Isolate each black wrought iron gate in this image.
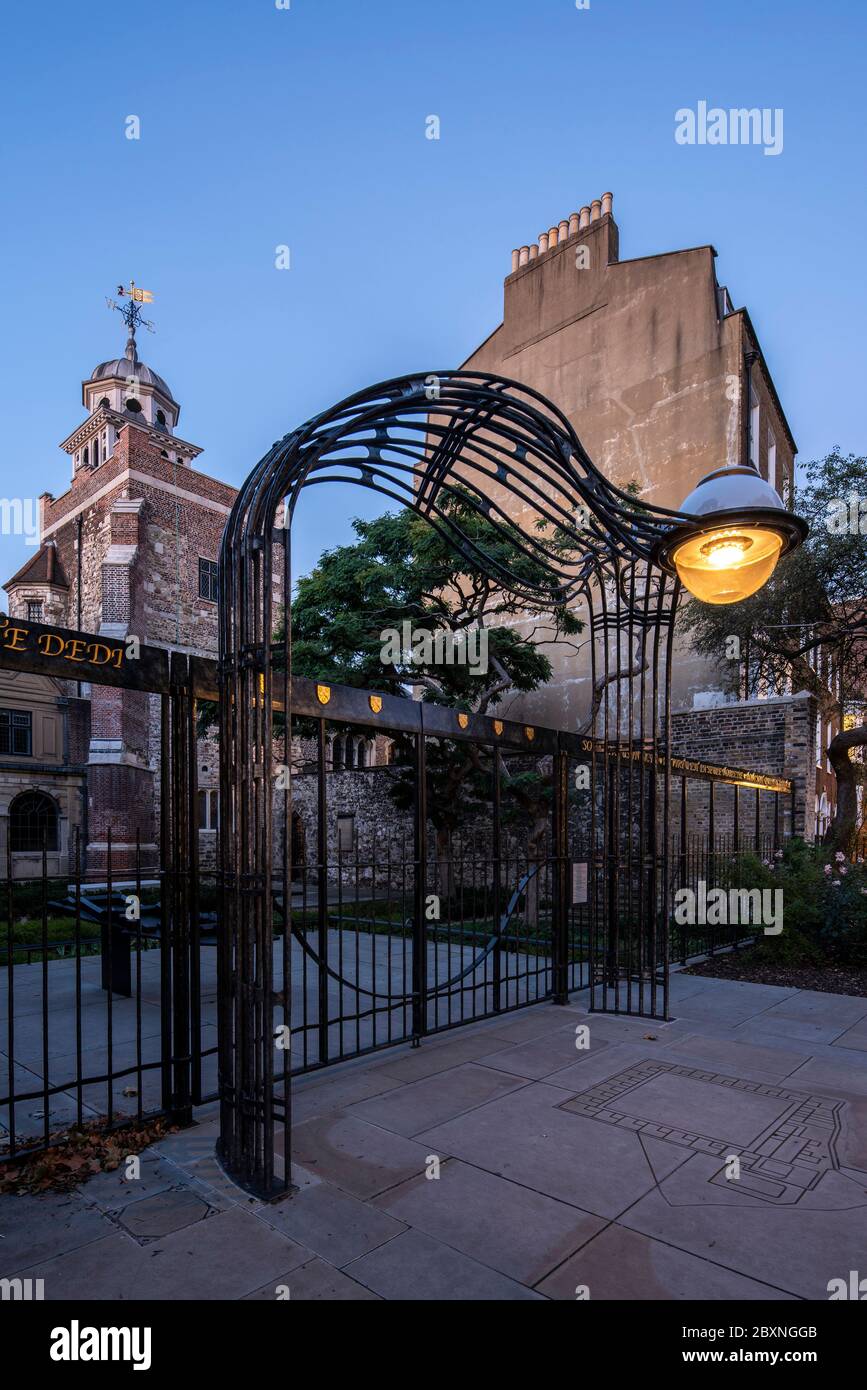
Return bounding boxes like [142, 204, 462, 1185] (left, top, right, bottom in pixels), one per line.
[0, 599, 792, 1182]
[217, 370, 698, 1196]
[0, 371, 797, 1196]
[0, 620, 212, 1163]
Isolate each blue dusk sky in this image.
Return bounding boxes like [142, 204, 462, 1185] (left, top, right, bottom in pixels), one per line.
[0, 0, 864, 591]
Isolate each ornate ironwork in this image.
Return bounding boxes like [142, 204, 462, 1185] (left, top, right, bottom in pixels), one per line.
[216, 370, 703, 1197]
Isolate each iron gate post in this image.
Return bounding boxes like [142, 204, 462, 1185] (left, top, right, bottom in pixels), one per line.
[492, 744, 502, 1013]
[167, 652, 193, 1127]
[316, 719, 329, 1067]
[412, 729, 428, 1045]
[551, 744, 570, 1005]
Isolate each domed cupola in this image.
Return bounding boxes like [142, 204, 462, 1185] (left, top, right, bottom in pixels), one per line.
[59, 283, 203, 479]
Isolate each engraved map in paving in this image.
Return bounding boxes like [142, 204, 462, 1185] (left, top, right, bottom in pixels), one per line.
[561, 1059, 867, 1207]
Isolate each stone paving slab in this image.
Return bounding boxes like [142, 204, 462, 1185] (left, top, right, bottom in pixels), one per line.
[760, 990, 867, 1026]
[652, 1033, 810, 1081]
[281, 1112, 436, 1199]
[475, 1028, 606, 1080]
[343, 1228, 544, 1300]
[371, 1029, 524, 1082]
[536, 1224, 797, 1301]
[620, 1163, 867, 1301]
[417, 1081, 689, 1217]
[244, 1256, 381, 1300]
[734, 1015, 853, 1046]
[0, 1192, 109, 1270]
[81, 1155, 181, 1212]
[371, 1157, 605, 1285]
[12, 1206, 314, 1301]
[257, 1180, 407, 1266]
[3, 976, 867, 1300]
[290, 1066, 405, 1124]
[347, 1061, 528, 1136]
[832, 1018, 867, 1052]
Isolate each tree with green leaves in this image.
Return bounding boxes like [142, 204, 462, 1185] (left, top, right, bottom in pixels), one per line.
[680, 450, 867, 851]
[288, 493, 583, 901]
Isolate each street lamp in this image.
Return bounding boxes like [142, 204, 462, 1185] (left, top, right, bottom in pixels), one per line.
[653, 466, 807, 605]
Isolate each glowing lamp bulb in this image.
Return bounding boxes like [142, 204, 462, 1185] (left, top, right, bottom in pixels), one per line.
[701, 535, 752, 568]
[672, 526, 783, 604]
[652, 467, 806, 605]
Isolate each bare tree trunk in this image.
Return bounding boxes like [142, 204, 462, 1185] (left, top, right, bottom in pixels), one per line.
[523, 816, 548, 931]
[825, 725, 867, 852]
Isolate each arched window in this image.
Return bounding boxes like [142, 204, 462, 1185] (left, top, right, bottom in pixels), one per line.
[9, 791, 59, 852]
[332, 737, 344, 771]
[156, 409, 167, 428]
[125, 397, 142, 414]
[98, 396, 110, 410]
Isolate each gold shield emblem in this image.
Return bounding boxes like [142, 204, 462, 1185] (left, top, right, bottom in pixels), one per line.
[458, 712, 469, 729]
[369, 694, 382, 714]
[493, 719, 504, 736]
[316, 684, 331, 705]
[525, 726, 535, 741]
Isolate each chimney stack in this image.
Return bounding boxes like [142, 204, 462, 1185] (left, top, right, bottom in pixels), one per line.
[508, 192, 615, 272]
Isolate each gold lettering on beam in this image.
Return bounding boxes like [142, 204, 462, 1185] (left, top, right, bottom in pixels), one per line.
[38, 632, 65, 657]
[3, 626, 28, 651]
[86, 642, 117, 666]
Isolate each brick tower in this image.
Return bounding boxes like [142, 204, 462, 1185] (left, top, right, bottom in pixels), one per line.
[5, 299, 236, 871]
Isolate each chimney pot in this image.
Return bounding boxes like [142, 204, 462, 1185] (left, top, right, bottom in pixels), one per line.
[590, 199, 602, 222]
[538, 231, 549, 254]
[529, 243, 539, 260]
[558, 219, 569, 242]
[511, 248, 519, 273]
[548, 225, 559, 248]
[568, 212, 580, 236]
[601, 191, 613, 217]
[518, 245, 530, 266]
[579, 205, 591, 229]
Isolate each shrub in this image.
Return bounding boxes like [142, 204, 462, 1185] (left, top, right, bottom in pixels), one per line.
[745, 838, 867, 967]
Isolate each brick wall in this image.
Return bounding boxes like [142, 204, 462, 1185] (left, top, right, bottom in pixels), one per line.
[671, 691, 816, 842]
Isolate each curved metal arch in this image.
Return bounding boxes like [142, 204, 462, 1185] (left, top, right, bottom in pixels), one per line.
[220, 371, 690, 620]
[216, 370, 684, 1197]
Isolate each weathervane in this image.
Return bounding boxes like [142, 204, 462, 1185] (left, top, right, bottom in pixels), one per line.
[105, 280, 155, 353]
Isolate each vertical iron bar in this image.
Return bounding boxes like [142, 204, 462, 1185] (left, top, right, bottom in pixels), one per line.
[551, 743, 569, 1004]
[316, 718, 329, 1067]
[412, 728, 428, 1044]
[159, 694, 172, 1115]
[492, 744, 502, 1013]
[679, 777, 688, 965]
[169, 653, 192, 1126]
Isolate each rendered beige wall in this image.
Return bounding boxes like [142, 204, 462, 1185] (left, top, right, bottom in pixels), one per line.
[460, 212, 795, 730]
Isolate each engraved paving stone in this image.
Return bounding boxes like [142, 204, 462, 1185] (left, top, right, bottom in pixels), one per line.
[560, 1060, 867, 1208]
